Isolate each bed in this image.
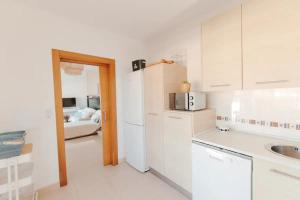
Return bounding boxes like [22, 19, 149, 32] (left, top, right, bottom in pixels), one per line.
[64, 120, 100, 140]
[63, 96, 101, 140]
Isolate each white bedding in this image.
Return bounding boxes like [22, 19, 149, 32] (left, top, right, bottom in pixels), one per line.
[64, 120, 100, 139]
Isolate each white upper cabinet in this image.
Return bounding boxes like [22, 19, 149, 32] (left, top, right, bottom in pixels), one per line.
[243, 0, 300, 89]
[202, 6, 242, 91]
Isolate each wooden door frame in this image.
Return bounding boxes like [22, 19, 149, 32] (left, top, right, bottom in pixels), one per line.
[52, 49, 118, 187]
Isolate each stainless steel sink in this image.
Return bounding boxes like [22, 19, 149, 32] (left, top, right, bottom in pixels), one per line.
[270, 145, 300, 160]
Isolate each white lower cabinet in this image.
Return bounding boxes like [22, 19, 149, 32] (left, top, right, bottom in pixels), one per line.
[145, 113, 165, 175]
[164, 113, 192, 192]
[163, 110, 215, 193]
[253, 158, 300, 200]
[146, 109, 216, 194]
[192, 142, 252, 200]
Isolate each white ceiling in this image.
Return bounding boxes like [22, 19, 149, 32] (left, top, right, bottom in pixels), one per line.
[20, 0, 243, 41]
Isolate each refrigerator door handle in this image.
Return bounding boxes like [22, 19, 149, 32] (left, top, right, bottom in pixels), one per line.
[147, 112, 158, 116]
[125, 122, 144, 126]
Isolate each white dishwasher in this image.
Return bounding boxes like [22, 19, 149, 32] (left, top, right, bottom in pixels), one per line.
[192, 141, 252, 200]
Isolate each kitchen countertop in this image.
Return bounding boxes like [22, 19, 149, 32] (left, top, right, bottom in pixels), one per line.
[164, 109, 213, 114]
[193, 129, 300, 169]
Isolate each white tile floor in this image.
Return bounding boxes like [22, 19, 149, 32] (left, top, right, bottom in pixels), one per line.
[39, 134, 188, 200]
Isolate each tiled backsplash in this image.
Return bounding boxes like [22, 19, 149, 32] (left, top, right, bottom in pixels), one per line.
[207, 88, 300, 141]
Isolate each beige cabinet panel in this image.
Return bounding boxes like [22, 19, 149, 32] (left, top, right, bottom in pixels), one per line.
[202, 6, 242, 91]
[243, 0, 300, 89]
[164, 112, 192, 192]
[162, 64, 187, 109]
[144, 63, 186, 175]
[144, 64, 187, 112]
[145, 113, 164, 174]
[253, 158, 300, 200]
[144, 65, 164, 114]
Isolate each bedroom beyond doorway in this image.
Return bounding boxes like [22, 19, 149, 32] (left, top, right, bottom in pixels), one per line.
[61, 63, 102, 140]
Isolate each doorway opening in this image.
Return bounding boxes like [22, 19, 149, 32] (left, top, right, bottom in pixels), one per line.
[52, 49, 118, 187]
[61, 63, 103, 182]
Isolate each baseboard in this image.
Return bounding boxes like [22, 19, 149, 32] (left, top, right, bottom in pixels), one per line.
[37, 182, 60, 194]
[118, 157, 126, 164]
[149, 168, 192, 200]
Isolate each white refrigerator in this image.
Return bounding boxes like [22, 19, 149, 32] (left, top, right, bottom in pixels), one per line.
[124, 70, 148, 172]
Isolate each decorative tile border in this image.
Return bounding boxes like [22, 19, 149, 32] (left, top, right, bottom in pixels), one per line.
[216, 115, 300, 131]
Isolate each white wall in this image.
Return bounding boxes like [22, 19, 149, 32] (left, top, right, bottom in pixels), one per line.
[61, 69, 87, 99]
[0, 1, 146, 189]
[208, 89, 300, 141]
[61, 68, 88, 108]
[146, 5, 300, 141]
[146, 2, 241, 91]
[86, 67, 100, 96]
[61, 66, 99, 108]
[147, 26, 202, 91]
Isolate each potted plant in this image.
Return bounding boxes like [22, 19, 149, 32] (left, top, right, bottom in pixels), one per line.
[181, 80, 191, 93]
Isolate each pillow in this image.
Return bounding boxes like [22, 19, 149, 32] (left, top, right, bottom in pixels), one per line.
[91, 110, 101, 123]
[79, 108, 96, 120]
[69, 115, 80, 122]
[64, 115, 70, 122]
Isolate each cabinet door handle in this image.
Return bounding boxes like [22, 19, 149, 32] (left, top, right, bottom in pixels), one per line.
[206, 149, 225, 162]
[209, 155, 224, 162]
[270, 169, 300, 181]
[148, 113, 158, 116]
[256, 80, 289, 85]
[210, 84, 231, 88]
[168, 116, 182, 119]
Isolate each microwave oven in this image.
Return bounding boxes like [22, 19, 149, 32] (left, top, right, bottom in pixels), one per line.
[169, 92, 206, 111]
